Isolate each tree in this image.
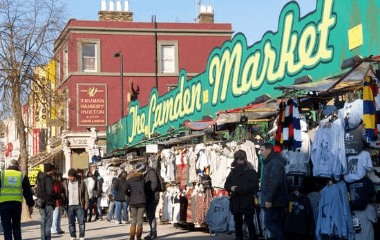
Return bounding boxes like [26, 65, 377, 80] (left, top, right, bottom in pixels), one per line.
[0, 0, 66, 220]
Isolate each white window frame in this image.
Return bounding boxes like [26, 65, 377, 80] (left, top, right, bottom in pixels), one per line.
[157, 41, 179, 75]
[63, 46, 68, 78]
[78, 39, 101, 73]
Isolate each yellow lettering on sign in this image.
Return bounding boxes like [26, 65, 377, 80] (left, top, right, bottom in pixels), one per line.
[203, 90, 209, 104]
[348, 24, 363, 50]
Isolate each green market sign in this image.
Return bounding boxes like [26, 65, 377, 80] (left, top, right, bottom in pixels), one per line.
[107, 0, 380, 150]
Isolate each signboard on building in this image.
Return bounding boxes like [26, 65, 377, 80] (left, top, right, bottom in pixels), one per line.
[107, 0, 380, 150]
[77, 83, 108, 126]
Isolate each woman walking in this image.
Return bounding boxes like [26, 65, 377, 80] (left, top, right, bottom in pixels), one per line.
[125, 163, 147, 240]
[51, 173, 65, 235]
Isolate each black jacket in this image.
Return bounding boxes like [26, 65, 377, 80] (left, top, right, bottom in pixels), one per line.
[1, 166, 35, 207]
[261, 152, 288, 207]
[224, 166, 259, 214]
[94, 177, 103, 198]
[37, 172, 55, 208]
[125, 172, 146, 207]
[114, 178, 127, 202]
[144, 166, 159, 202]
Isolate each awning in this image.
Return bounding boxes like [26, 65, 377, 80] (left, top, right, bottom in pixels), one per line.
[276, 62, 375, 93]
[29, 149, 63, 169]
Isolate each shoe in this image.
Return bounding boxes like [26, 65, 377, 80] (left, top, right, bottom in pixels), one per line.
[70, 238, 76, 240]
[57, 230, 65, 234]
[106, 218, 111, 222]
[151, 232, 157, 239]
[115, 221, 121, 224]
[79, 238, 85, 240]
[122, 220, 128, 224]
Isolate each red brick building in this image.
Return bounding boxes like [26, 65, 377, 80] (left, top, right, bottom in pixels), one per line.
[52, 3, 232, 172]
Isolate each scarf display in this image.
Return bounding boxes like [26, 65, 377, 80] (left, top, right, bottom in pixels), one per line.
[363, 76, 379, 141]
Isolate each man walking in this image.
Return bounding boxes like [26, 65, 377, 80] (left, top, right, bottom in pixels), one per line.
[0, 160, 34, 240]
[260, 143, 288, 240]
[63, 168, 89, 240]
[37, 163, 56, 240]
[143, 163, 161, 239]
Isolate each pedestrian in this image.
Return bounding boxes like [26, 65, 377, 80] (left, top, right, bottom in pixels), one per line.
[51, 173, 65, 235]
[115, 171, 130, 224]
[37, 163, 56, 240]
[125, 163, 147, 240]
[143, 163, 161, 239]
[224, 150, 259, 240]
[0, 160, 34, 240]
[62, 168, 89, 240]
[106, 177, 117, 221]
[260, 143, 288, 240]
[84, 172, 96, 222]
[94, 170, 104, 221]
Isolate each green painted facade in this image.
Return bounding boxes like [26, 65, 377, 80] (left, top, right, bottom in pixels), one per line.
[107, 0, 380, 151]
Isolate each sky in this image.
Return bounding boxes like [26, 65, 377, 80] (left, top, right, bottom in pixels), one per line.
[63, 0, 316, 45]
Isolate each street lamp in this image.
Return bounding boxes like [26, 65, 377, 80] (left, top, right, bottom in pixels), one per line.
[114, 51, 124, 118]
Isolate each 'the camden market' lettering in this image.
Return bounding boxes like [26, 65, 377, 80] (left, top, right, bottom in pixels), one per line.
[126, 0, 337, 144]
[208, 0, 336, 105]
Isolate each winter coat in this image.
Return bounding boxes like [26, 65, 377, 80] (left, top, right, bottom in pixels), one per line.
[114, 178, 127, 202]
[125, 172, 146, 207]
[261, 151, 289, 207]
[37, 172, 56, 208]
[94, 177, 103, 198]
[144, 166, 160, 202]
[62, 178, 89, 210]
[224, 166, 259, 214]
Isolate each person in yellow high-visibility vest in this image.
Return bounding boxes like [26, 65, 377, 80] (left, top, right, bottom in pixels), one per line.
[0, 159, 35, 240]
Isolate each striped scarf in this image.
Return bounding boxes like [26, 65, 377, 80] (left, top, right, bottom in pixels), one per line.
[363, 76, 378, 141]
[275, 99, 302, 150]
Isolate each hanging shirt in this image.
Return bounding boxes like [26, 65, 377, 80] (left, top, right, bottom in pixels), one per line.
[352, 204, 377, 240]
[285, 192, 313, 234]
[347, 177, 376, 211]
[338, 99, 363, 130]
[282, 131, 311, 175]
[344, 125, 365, 156]
[344, 151, 373, 183]
[311, 118, 346, 179]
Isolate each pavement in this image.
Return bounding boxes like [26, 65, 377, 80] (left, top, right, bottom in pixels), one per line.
[1, 208, 236, 240]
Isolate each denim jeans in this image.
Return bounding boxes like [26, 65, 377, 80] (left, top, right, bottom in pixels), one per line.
[40, 205, 54, 240]
[264, 207, 287, 240]
[51, 206, 63, 233]
[107, 201, 115, 220]
[96, 197, 103, 218]
[0, 202, 22, 240]
[115, 201, 129, 222]
[146, 200, 158, 233]
[85, 197, 96, 221]
[68, 205, 85, 238]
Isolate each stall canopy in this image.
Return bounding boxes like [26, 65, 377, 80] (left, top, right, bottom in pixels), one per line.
[276, 62, 375, 94]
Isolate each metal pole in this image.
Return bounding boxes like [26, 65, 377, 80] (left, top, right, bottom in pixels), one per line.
[120, 53, 124, 118]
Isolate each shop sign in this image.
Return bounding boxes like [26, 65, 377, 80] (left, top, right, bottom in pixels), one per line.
[108, 0, 380, 149]
[146, 144, 158, 153]
[77, 83, 107, 126]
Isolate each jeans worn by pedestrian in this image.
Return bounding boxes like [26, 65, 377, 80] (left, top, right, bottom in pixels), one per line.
[144, 200, 158, 239]
[68, 205, 86, 238]
[0, 202, 22, 240]
[51, 206, 64, 233]
[107, 201, 115, 221]
[40, 205, 54, 240]
[264, 207, 287, 240]
[86, 197, 96, 221]
[115, 201, 129, 223]
[95, 196, 103, 220]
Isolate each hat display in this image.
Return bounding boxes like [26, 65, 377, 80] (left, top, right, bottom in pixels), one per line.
[44, 163, 54, 173]
[135, 163, 146, 173]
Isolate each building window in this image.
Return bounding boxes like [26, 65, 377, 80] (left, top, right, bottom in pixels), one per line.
[78, 39, 101, 73]
[63, 46, 68, 78]
[55, 55, 60, 84]
[158, 41, 178, 75]
[82, 43, 96, 71]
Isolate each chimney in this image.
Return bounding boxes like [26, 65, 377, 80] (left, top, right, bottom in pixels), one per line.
[199, 5, 214, 23]
[99, 0, 133, 22]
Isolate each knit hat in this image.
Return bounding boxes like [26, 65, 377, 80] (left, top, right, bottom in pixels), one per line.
[44, 163, 54, 173]
[135, 163, 146, 173]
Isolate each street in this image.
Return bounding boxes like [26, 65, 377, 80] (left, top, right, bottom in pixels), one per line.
[0, 209, 235, 240]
